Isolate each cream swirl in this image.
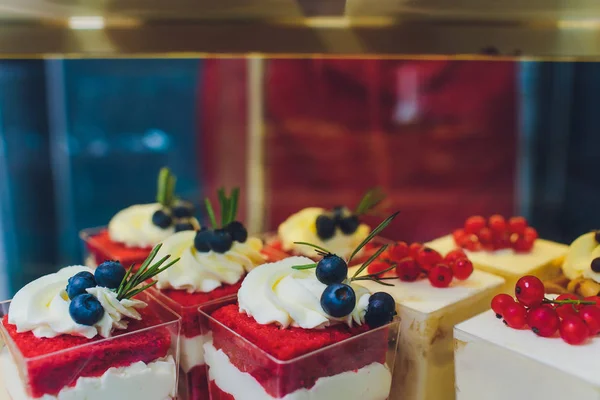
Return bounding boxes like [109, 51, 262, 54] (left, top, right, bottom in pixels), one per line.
[278, 208, 370, 259]
[153, 231, 265, 293]
[238, 256, 371, 329]
[108, 203, 176, 248]
[8, 266, 147, 339]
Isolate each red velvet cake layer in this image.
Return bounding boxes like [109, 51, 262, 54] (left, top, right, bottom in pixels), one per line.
[2, 308, 171, 398]
[85, 229, 152, 268]
[209, 304, 388, 397]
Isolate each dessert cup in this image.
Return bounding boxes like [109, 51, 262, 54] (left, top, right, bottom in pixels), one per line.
[454, 299, 600, 400]
[199, 296, 400, 400]
[351, 264, 504, 400]
[0, 291, 181, 400]
[81, 225, 153, 268]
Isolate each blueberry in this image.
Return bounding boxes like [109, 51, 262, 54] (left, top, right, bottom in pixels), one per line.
[332, 206, 349, 222]
[69, 294, 105, 326]
[316, 215, 336, 240]
[209, 229, 233, 253]
[316, 255, 348, 285]
[592, 257, 600, 273]
[175, 221, 195, 232]
[172, 200, 195, 219]
[595, 231, 600, 244]
[152, 209, 172, 229]
[95, 261, 126, 289]
[226, 221, 248, 243]
[365, 292, 396, 328]
[320, 283, 356, 318]
[339, 215, 360, 235]
[194, 228, 212, 252]
[66, 272, 97, 300]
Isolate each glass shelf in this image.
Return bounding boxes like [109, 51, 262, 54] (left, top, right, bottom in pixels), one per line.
[1, 0, 600, 58]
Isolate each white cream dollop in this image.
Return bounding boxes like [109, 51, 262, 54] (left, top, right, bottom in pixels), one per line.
[563, 232, 600, 283]
[8, 266, 147, 339]
[153, 230, 265, 293]
[278, 208, 371, 259]
[108, 203, 175, 248]
[238, 256, 371, 329]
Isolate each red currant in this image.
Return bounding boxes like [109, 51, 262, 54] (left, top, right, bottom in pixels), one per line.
[492, 232, 511, 250]
[554, 294, 580, 318]
[524, 227, 538, 241]
[503, 302, 528, 329]
[579, 305, 600, 335]
[489, 215, 507, 232]
[416, 247, 443, 268]
[491, 293, 515, 317]
[458, 234, 480, 251]
[584, 296, 600, 307]
[527, 306, 559, 337]
[367, 261, 392, 277]
[428, 264, 453, 288]
[478, 227, 493, 247]
[508, 216, 527, 235]
[389, 242, 409, 261]
[513, 235, 535, 253]
[452, 258, 474, 280]
[465, 216, 486, 234]
[452, 229, 466, 242]
[444, 248, 467, 264]
[395, 257, 421, 282]
[409, 242, 424, 259]
[515, 275, 545, 307]
[559, 316, 590, 345]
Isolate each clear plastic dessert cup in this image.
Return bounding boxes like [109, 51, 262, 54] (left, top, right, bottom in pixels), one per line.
[0, 291, 181, 400]
[80, 226, 153, 269]
[198, 296, 400, 400]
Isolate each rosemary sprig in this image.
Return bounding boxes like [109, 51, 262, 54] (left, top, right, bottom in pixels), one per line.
[348, 211, 399, 263]
[156, 167, 177, 207]
[352, 244, 389, 279]
[116, 243, 180, 300]
[204, 187, 240, 229]
[355, 187, 386, 216]
[205, 198, 218, 229]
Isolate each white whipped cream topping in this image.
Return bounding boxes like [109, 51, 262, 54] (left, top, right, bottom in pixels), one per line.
[8, 266, 146, 339]
[180, 333, 212, 372]
[153, 230, 265, 293]
[108, 203, 175, 248]
[1, 348, 176, 400]
[238, 256, 371, 329]
[204, 342, 391, 400]
[278, 207, 370, 259]
[562, 232, 600, 283]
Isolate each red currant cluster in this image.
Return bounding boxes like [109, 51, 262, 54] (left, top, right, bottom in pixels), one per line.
[366, 242, 474, 288]
[453, 215, 538, 252]
[492, 275, 600, 345]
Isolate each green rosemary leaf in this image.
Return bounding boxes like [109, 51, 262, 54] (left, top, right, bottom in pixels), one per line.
[217, 188, 226, 227]
[355, 263, 397, 280]
[117, 265, 134, 294]
[205, 198, 218, 229]
[229, 187, 240, 225]
[166, 173, 177, 207]
[156, 167, 170, 206]
[371, 279, 395, 287]
[293, 241, 331, 255]
[352, 244, 388, 279]
[292, 263, 318, 270]
[355, 187, 386, 216]
[123, 281, 157, 300]
[348, 211, 399, 263]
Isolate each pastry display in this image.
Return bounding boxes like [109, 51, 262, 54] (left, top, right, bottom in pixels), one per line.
[81, 167, 199, 268]
[200, 213, 400, 400]
[0, 245, 181, 400]
[149, 188, 266, 399]
[351, 240, 504, 400]
[426, 215, 568, 292]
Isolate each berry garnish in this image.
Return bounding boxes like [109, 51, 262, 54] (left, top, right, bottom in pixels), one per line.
[69, 294, 105, 326]
[527, 306, 559, 337]
[395, 257, 421, 282]
[515, 276, 545, 307]
[428, 264, 453, 288]
[465, 215, 486, 234]
[66, 272, 97, 300]
[172, 200, 195, 218]
[591, 257, 600, 273]
[554, 293, 580, 318]
[339, 216, 360, 235]
[316, 255, 348, 285]
[208, 229, 233, 253]
[579, 305, 600, 335]
[365, 292, 396, 328]
[502, 302, 528, 329]
[194, 227, 212, 252]
[367, 261, 392, 277]
[489, 215, 506, 232]
[332, 206, 349, 222]
[508, 216, 527, 235]
[454, 215, 537, 253]
[444, 248, 467, 264]
[416, 247, 443, 268]
[174, 221, 196, 232]
[95, 261, 127, 290]
[491, 293, 515, 317]
[513, 235, 535, 253]
[152, 209, 173, 229]
[409, 242, 423, 258]
[315, 215, 336, 240]
[320, 283, 356, 318]
[389, 242, 410, 261]
[559, 316, 590, 345]
[451, 258, 474, 280]
[595, 230, 600, 244]
[226, 221, 248, 243]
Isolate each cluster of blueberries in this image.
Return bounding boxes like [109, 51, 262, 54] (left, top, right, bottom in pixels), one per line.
[193, 221, 248, 254]
[65, 261, 127, 326]
[315, 206, 361, 240]
[152, 200, 197, 232]
[315, 254, 396, 328]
